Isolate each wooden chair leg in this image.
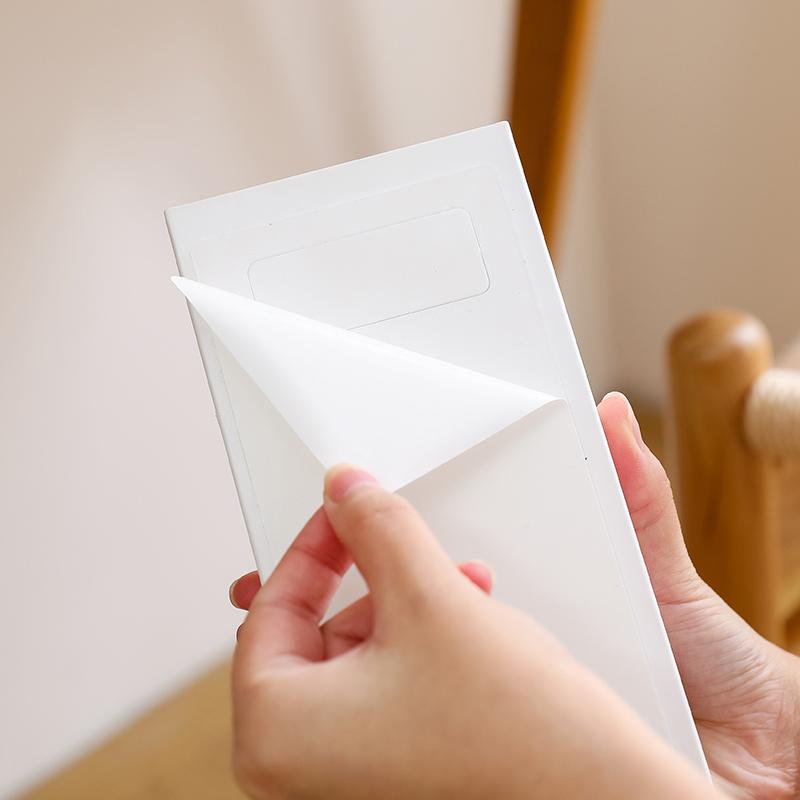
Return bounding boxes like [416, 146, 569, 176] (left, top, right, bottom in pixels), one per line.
[510, 0, 597, 247]
[667, 311, 783, 644]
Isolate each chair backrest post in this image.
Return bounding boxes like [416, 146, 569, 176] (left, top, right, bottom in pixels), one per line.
[667, 310, 782, 643]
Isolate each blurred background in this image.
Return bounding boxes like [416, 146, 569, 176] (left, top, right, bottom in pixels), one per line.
[2, 1, 798, 797]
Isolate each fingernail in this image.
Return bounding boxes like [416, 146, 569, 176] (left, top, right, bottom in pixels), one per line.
[324, 464, 379, 503]
[470, 560, 496, 583]
[229, 579, 242, 609]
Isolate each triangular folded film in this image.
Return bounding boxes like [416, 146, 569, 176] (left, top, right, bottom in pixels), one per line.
[173, 277, 559, 490]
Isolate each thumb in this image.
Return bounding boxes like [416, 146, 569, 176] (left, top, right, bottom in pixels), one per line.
[598, 392, 704, 606]
[323, 465, 460, 614]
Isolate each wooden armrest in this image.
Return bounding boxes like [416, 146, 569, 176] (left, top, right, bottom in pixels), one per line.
[667, 310, 782, 642]
[745, 368, 800, 459]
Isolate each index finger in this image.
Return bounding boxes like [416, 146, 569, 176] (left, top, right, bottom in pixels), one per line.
[235, 507, 352, 677]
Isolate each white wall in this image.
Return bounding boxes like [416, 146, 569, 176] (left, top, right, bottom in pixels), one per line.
[559, 0, 800, 403]
[0, 2, 516, 795]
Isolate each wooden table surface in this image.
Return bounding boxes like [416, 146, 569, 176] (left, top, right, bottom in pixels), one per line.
[23, 660, 244, 800]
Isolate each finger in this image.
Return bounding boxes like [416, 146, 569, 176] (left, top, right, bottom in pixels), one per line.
[598, 392, 702, 604]
[322, 465, 460, 613]
[230, 571, 260, 610]
[321, 595, 373, 658]
[320, 560, 494, 659]
[236, 507, 352, 673]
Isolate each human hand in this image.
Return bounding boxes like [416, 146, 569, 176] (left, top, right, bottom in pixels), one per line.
[229, 464, 718, 799]
[599, 391, 800, 799]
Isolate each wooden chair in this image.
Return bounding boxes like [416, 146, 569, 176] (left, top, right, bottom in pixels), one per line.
[510, 0, 596, 248]
[667, 311, 800, 646]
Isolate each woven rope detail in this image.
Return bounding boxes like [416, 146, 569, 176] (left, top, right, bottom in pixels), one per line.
[744, 368, 800, 458]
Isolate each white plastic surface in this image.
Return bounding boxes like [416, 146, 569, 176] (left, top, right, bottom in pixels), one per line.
[247, 208, 489, 329]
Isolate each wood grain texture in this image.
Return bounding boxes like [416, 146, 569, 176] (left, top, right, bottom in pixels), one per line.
[510, 0, 596, 247]
[22, 660, 244, 800]
[775, 346, 800, 644]
[780, 456, 800, 616]
[667, 310, 783, 643]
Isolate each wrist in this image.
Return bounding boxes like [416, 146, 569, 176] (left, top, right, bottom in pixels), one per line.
[601, 711, 720, 800]
[508, 663, 719, 800]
